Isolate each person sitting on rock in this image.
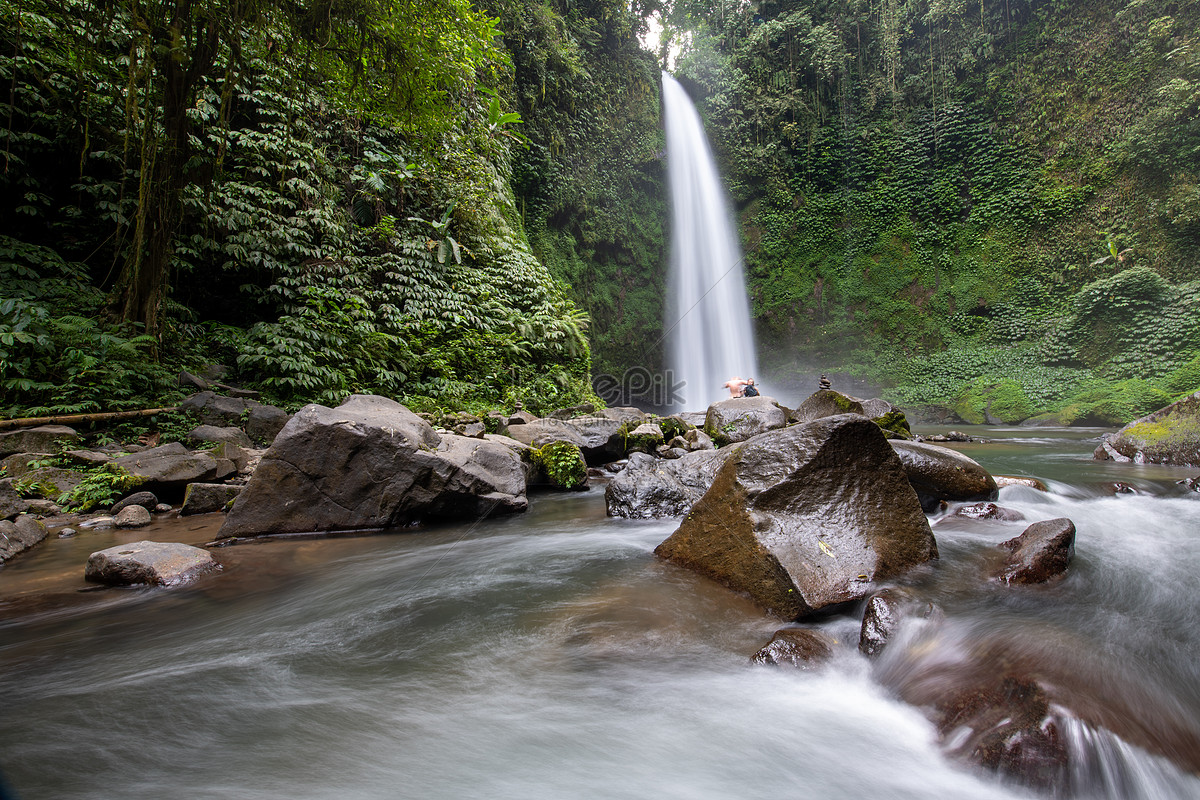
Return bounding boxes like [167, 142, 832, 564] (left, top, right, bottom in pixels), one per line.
[742, 379, 760, 397]
[723, 377, 749, 397]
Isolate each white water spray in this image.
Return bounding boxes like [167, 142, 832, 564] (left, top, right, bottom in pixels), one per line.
[662, 72, 758, 411]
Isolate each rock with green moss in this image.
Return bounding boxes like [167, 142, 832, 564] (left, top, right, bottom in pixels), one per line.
[790, 390, 864, 422]
[659, 415, 694, 442]
[532, 441, 588, 490]
[872, 410, 913, 440]
[1097, 391, 1200, 466]
[622, 422, 665, 454]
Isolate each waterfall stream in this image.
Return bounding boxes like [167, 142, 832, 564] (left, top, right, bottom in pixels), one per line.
[662, 72, 759, 410]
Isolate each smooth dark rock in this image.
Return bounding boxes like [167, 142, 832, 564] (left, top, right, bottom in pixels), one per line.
[182, 483, 243, 515]
[890, 440, 998, 511]
[998, 518, 1076, 584]
[114, 505, 151, 528]
[0, 515, 48, 562]
[605, 449, 734, 518]
[656, 415, 938, 619]
[219, 395, 527, 538]
[858, 587, 939, 657]
[0, 425, 80, 457]
[954, 502, 1025, 521]
[85, 540, 218, 586]
[704, 396, 788, 443]
[110, 491, 160, 515]
[751, 628, 835, 668]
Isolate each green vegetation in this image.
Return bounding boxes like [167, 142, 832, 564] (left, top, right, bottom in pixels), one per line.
[533, 440, 587, 488]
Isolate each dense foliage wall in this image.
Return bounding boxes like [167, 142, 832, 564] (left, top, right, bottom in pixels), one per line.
[669, 0, 1200, 421]
[0, 0, 603, 415]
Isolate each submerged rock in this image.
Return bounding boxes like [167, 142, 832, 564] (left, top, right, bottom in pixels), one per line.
[858, 587, 940, 657]
[953, 502, 1025, 522]
[655, 415, 938, 619]
[219, 395, 527, 538]
[994, 475, 1048, 491]
[751, 628, 835, 668]
[85, 540, 218, 586]
[997, 518, 1076, 584]
[889, 440, 998, 511]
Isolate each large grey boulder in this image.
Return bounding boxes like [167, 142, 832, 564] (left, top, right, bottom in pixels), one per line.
[605, 449, 735, 518]
[0, 425, 80, 457]
[789, 389, 866, 422]
[85, 541, 219, 586]
[597, 406, 647, 427]
[704, 396, 788, 443]
[218, 395, 527, 538]
[179, 391, 290, 444]
[501, 418, 587, 449]
[0, 516, 48, 562]
[563, 416, 626, 464]
[655, 415, 938, 620]
[111, 442, 233, 490]
[889, 440, 998, 511]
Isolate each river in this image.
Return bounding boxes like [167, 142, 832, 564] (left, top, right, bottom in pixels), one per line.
[1, 426, 1199, 799]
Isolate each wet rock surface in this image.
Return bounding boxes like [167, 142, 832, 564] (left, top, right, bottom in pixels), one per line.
[953, 502, 1025, 521]
[605, 449, 734, 518]
[1096, 390, 1200, 466]
[858, 587, 939, 657]
[85, 540, 219, 586]
[997, 517, 1076, 584]
[889, 440, 998, 511]
[655, 415, 938, 619]
[0, 516, 48, 562]
[751, 628, 835, 668]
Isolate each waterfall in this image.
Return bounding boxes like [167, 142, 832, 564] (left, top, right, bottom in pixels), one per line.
[662, 72, 759, 411]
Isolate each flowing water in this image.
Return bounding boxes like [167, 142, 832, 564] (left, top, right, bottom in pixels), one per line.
[662, 72, 759, 410]
[2, 427, 1200, 799]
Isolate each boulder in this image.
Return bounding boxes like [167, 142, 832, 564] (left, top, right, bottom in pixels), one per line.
[859, 587, 940, 657]
[789, 389, 865, 422]
[178, 370, 209, 390]
[110, 491, 160, 515]
[997, 518, 1076, 585]
[890, 440, 998, 511]
[0, 515, 48, 562]
[114, 504, 151, 528]
[597, 406, 647, 428]
[1, 452, 54, 476]
[704, 396, 789, 444]
[954, 502, 1025, 521]
[751, 629, 835, 668]
[605, 449, 734, 518]
[677, 411, 707, 428]
[179, 391, 290, 444]
[655, 415, 938, 619]
[186, 425, 253, 448]
[563, 416, 626, 464]
[624, 423, 665, 454]
[111, 442, 231, 490]
[182, 483, 243, 515]
[0, 425, 79, 457]
[1096, 390, 1200, 466]
[995, 475, 1048, 491]
[683, 428, 715, 452]
[218, 396, 527, 538]
[85, 541, 219, 586]
[0, 480, 33, 519]
[502, 418, 587, 449]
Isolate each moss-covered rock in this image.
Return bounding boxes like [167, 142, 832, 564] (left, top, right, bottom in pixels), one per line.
[1099, 391, 1200, 466]
[872, 410, 913, 440]
[533, 441, 588, 490]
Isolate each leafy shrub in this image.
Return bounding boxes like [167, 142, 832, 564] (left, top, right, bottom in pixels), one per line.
[533, 441, 586, 489]
[953, 378, 1034, 424]
[1159, 353, 1200, 398]
[1057, 379, 1172, 426]
[60, 464, 144, 512]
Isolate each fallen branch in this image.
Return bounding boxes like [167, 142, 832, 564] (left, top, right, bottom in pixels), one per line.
[0, 407, 179, 431]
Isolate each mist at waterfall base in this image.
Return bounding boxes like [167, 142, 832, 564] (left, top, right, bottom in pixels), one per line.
[662, 72, 760, 411]
[4, 429, 1200, 799]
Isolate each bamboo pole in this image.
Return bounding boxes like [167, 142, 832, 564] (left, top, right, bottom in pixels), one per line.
[0, 407, 178, 431]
